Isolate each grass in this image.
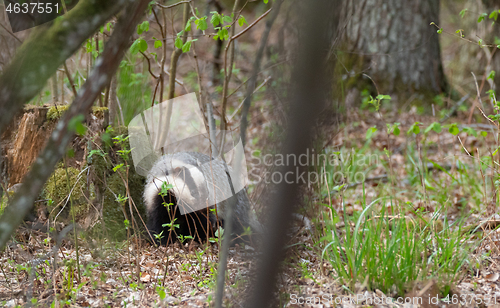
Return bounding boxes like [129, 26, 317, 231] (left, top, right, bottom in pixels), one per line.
[312, 114, 500, 298]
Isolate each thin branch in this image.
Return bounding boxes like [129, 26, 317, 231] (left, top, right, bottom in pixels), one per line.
[219, 0, 242, 148]
[139, 50, 159, 79]
[155, 0, 190, 9]
[63, 61, 78, 97]
[232, 7, 272, 41]
[0, 22, 21, 43]
[240, 3, 280, 147]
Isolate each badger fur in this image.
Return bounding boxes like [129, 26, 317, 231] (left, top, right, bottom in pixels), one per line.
[144, 151, 260, 245]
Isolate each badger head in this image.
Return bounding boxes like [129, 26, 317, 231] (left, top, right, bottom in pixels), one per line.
[144, 153, 210, 215]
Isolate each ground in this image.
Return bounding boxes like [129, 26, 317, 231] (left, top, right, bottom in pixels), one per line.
[3, 106, 500, 307]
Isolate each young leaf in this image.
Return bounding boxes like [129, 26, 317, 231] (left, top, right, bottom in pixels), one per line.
[376, 94, 391, 100]
[211, 12, 221, 27]
[490, 10, 498, 21]
[223, 15, 232, 24]
[478, 12, 488, 23]
[185, 20, 191, 32]
[195, 17, 208, 31]
[137, 21, 149, 35]
[130, 39, 140, 54]
[488, 70, 496, 80]
[407, 122, 421, 135]
[238, 15, 247, 27]
[448, 123, 459, 135]
[182, 40, 192, 53]
[366, 126, 377, 140]
[424, 122, 442, 134]
[154, 40, 162, 48]
[175, 37, 183, 49]
[459, 9, 467, 18]
[462, 127, 478, 137]
[139, 38, 148, 52]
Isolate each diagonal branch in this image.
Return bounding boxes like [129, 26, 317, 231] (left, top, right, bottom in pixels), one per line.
[0, 0, 151, 250]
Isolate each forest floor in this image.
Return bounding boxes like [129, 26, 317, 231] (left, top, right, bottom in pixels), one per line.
[2, 107, 500, 307]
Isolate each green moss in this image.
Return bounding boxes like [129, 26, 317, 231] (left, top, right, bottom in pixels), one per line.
[88, 125, 146, 241]
[46, 105, 69, 121]
[92, 106, 108, 118]
[44, 166, 93, 221]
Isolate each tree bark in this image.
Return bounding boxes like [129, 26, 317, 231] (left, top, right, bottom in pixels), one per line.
[341, 0, 447, 100]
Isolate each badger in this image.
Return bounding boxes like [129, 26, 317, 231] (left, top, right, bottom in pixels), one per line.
[143, 151, 261, 245]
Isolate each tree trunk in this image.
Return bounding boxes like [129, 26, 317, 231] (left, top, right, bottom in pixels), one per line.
[340, 0, 447, 102]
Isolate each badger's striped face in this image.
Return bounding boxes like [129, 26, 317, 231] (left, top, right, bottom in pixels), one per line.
[144, 157, 209, 215]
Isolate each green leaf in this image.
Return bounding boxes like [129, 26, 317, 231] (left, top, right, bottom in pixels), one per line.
[263, 0, 268, 3]
[238, 15, 247, 27]
[478, 12, 488, 23]
[139, 38, 148, 52]
[481, 131, 488, 137]
[488, 70, 496, 80]
[137, 21, 149, 35]
[376, 94, 391, 100]
[106, 22, 111, 32]
[195, 17, 208, 31]
[182, 40, 192, 53]
[490, 10, 498, 21]
[223, 15, 232, 24]
[462, 127, 478, 137]
[211, 12, 221, 27]
[220, 28, 229, 40]
[459, 9, 467, 18]
[185, 20, 191, 32]
[366, 126, 377, 140]
[437, 28, 443, 34]
[407, 122, 421, 135]
[154, 40, 162, 48]
[175, 37, 183, 49]
[113, 164, 124, 172]
[424, 122, 442, 134]
[130, 39, 140, 54]
[448, 123, 459, 135]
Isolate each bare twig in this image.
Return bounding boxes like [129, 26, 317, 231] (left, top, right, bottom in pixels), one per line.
[167, 3, 189, 100]
[140, 50, 159, 79]
[240, 3, 281, 147]
[220, 0, 243, 127]
[63, 61, 78, 97]
[472, 72, 497, 125]
[155, 0, 190, 9]
[0, 22, 21, 43]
